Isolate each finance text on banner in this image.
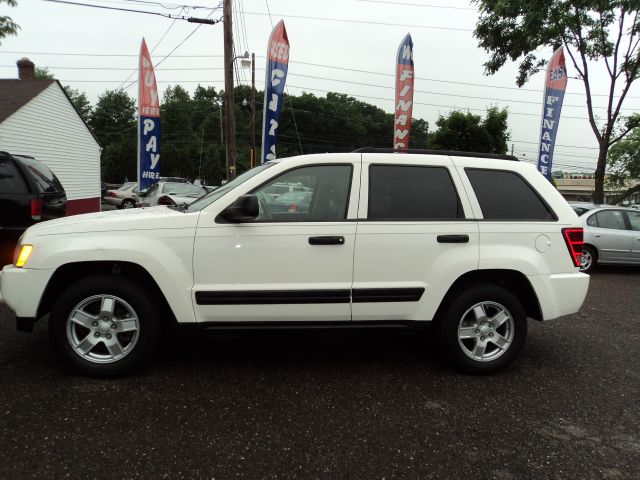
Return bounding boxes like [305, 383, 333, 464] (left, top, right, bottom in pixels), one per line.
[138, 38, 161, 190]
[261, 20, 289, 164]
[394, 33, 414, 151]
[537, 47, 567, 180]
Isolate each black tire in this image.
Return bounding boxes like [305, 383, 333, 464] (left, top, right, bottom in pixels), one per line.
[49, 274, 160, 377]
[580, 245, 597, 274]
[120, 199, 136, 209]
[437, 285, 527, 374]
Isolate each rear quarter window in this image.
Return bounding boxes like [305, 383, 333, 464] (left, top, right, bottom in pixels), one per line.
[16, 156, 64, 193]
[466, 168, 556, 221]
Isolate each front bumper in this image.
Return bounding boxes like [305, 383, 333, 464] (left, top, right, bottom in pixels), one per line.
[0, 265, 54, 318]
[527, 272, 590, 320]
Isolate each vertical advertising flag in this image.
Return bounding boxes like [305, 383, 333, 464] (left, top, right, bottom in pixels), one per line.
[138, 38, 161, 190]
[537, 47, 567, 180]
[261, 20, 289, 164]
[394, 33, 414, 151]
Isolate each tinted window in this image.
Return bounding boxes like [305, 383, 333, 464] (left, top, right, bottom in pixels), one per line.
[586, 214, 598, 227]
[252, 165, 352, 222]
[626, 211, 640, 231]
[368, 165, 461, 220]
[0, 157, 28, 194]
[16, 156, 64, 193]
[595, 210, 626, 230]
[466, 168, 555, 220]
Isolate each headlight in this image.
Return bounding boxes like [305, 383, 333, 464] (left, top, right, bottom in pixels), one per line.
[15, 244, 33, 268]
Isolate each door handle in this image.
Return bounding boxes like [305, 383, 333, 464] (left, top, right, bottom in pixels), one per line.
[594, 234, 601, 238]
[309, 236, 345, 245]
[437, 234, 469, 244]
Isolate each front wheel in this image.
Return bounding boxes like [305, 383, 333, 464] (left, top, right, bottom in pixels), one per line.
[49, 275, 160, 377]
[437, 285, 527, 374]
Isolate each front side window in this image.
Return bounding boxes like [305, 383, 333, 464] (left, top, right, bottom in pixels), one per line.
[466, 168, 555, 221]
[251, 165, 352, 222]
[368, 165, 462, 220]
[595, 210, 626, 230]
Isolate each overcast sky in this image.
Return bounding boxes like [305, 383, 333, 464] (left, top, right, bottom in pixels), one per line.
[3, 0, 640, 171]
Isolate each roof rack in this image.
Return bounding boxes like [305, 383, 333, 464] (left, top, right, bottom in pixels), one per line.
[351, 148, 519, 162]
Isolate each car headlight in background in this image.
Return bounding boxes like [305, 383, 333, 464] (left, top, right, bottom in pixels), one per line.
[15, 245, 33, 268]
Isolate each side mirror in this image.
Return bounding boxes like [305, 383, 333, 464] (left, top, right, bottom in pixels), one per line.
[139, 189, 148, 197]
[219, 195, 259, 223]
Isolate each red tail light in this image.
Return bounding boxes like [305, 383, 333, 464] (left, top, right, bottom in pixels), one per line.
[107, 191, 117, 197]
[562, 227, 583, 267]
[30, 199, 42, 221]
[158, 195, 175, 206]
[288, 203, 298, 213]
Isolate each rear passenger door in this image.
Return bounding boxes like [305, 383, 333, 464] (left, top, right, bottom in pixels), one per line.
[352, 156, 479, 322]
[586, 210, 633, 262]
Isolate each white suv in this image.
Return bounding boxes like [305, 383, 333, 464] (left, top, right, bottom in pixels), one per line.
[0, 151, 589, 376]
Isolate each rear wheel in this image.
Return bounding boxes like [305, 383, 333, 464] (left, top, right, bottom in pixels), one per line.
[438, 285, 527, 374]
[580, 245, 597, 273]
[121, 199, 136, 209]
[49, 275, 160, 377]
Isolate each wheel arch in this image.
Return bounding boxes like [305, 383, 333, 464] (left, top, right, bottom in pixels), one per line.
[37, 261, 178, 327]
[433, 269, 543, 323]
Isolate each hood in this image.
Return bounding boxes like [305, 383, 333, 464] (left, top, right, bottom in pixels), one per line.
[24, 206, 198, 237]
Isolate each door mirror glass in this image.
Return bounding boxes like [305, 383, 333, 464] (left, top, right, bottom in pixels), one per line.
[219, 195, 259, 222]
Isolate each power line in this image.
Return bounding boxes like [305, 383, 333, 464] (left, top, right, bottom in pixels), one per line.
[242, 9, 474, 32]
[7, 49, 637, 100]
[39, 0, 222, 23]
[355, 0, 477, 10]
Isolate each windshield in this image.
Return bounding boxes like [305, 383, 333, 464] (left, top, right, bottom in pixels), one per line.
[118, 182, 137, 191]
[186, 164, 274, 212]
[161, 182, 206, 196]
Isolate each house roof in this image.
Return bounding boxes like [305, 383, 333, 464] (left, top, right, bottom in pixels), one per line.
[0, 79, 55, 124]
[0, 79, 100, 147]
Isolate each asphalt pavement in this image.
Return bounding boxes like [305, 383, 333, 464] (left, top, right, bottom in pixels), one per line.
[0, 267, 638, 479]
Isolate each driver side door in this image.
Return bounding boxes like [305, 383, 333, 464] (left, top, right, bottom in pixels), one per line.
[192, 160, 361, 323]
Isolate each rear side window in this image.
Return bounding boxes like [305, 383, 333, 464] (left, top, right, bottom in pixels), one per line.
[0, 157, 29, 194]
[16, 156, 64, 193]
[466, 168, 555, 220]
[595, 210, 626, 230]
[368, 165, 462, 220]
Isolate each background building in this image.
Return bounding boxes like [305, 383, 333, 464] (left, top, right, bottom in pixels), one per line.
[0, 59, 101, 215]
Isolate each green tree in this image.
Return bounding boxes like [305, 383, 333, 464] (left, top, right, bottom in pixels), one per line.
[63, 86, 92, 123]
[473, 0, 640, 203]
[606, 127, 640, 204]
[0, 0, 19, 45]
[90, 90, 136, 182]
[428, 107, 510, 153]
[34, 67, 54, 79]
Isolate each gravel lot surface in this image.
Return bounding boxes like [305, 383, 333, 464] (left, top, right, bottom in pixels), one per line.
[0, 267, 638, 479]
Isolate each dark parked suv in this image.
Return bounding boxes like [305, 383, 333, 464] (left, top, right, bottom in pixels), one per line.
[0, 151, 67, 266]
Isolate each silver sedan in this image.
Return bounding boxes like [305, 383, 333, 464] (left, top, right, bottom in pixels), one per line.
[137, 182, 207, 208]
[580, 206, 640, 272]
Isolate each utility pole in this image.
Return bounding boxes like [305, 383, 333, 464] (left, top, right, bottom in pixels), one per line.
[223, 0, 236, 180]
[251, 52, 256, 168]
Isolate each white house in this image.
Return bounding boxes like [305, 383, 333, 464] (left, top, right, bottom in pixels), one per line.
[0, 58, 101, 215]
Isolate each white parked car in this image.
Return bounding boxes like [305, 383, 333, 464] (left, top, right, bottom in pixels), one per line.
[137, 181, 207, 208]
[0, 151, 589, 376]
[103, 182, 140, 209]
[579, 206, 640, 273]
